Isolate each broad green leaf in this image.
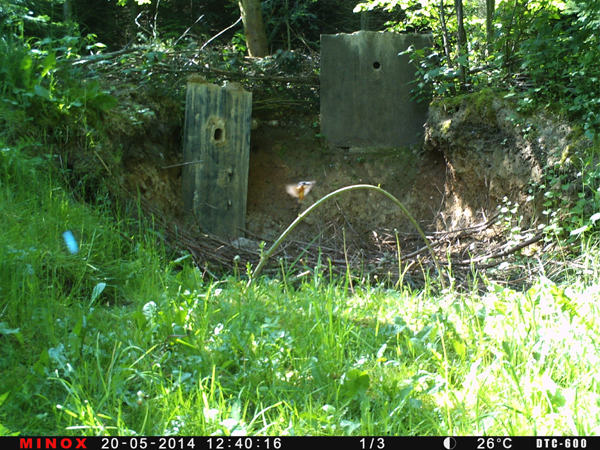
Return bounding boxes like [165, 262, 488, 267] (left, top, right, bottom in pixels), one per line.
[90, 282, 107, 307]
[342, 369, 370, 400]
[93, 94, 118, 111]
[33, 84, 51, 99]
[41, 52, 56, 78]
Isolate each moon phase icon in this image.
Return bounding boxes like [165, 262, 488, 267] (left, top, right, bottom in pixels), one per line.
[443, 437, 457, 449]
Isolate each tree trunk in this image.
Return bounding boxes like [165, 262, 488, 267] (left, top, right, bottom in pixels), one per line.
[63, 0, 72, 22]
[238, 0, 269, 57]
[486, 0, 496, 56]
[439, 0, 452, 65]
[130, 0, 141, 40]
[455, 0, 468, 89]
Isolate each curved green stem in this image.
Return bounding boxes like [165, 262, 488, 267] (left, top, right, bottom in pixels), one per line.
[249, 184, 446, 288]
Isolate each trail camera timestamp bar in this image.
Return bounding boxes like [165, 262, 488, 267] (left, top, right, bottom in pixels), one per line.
[9, 436, 594, 450]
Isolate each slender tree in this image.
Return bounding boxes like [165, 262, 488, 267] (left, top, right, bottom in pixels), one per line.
[238, 0, 269, 57]
[439, 0, 452, 65]
[486, 0, 496, 56]
[63, 0, 72, 21]
[455, 0, 467, 89]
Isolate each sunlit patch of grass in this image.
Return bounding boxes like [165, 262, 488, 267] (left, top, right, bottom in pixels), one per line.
[438, 277, 600, 435]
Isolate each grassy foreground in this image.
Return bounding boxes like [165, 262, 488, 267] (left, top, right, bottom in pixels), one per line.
[1, 142, 600, 436]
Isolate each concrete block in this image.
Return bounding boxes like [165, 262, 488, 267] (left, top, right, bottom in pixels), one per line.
[320, 31, 431, 148]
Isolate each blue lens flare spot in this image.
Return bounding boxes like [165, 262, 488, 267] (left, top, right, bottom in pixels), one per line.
[62, 230, 79, 254]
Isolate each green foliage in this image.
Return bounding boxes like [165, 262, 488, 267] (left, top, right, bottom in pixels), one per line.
[354, 0, 446, 33]
[399, 46, 459, 101]
[0, 3, 125, 213]
[262, 0, 319, 49]
[0, 392, 19, 436]
[0, 3, 117, 145]
[536, 155, 600, 241]
[491, 137, 600, 245]
[492, 0, 561, 71]
[508, 2, 600, 140]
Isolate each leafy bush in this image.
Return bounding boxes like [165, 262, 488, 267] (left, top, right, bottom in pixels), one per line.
[511, 3, 600, 140]
[0, 2, 116, 144]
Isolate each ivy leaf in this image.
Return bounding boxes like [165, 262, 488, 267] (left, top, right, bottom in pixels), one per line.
[33, 84, 51, 99]
[341, 369, 370, 400]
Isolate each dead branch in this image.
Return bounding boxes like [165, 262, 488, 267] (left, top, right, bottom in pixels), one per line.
[182, 66, 319, 84]
[452, 233, 544, 266]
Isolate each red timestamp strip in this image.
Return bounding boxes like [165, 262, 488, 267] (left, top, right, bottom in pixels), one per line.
[13, 437, 198, 450]
[4, 436, 597, 450]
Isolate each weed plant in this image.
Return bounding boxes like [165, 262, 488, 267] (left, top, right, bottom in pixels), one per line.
[1, 141, 600, 436]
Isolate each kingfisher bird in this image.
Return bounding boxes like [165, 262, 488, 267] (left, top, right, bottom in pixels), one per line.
[286, 180, 316, 202]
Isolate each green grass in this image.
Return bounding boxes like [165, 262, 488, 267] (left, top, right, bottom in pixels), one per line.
[1, 142, 600, 436]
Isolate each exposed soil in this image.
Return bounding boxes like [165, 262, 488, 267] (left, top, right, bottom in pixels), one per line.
[245, 113, 447, 245]
[77, 84, 590, 282]
[425, 92, 579, 230]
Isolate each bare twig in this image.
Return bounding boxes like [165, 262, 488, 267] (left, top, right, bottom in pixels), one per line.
[185, 65, 319, 84]
[174, 14, 205, 46]
[200, 16, 243, 52]
[453, 233, 544, 266]
[161, 160, 203, 170]
[70, 44, 138, 66]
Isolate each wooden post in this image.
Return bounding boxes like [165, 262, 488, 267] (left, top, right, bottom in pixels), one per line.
[182, 75, 252, 238]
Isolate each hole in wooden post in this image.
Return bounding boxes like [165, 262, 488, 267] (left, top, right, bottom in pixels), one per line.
[209, 117, 226, 144]
[373, 61, 381, 69]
